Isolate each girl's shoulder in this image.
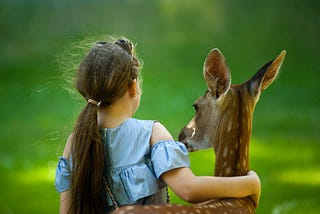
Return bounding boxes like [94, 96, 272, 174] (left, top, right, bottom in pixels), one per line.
[150, 122, 174, 146]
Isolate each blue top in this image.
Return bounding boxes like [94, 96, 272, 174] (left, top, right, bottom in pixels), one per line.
[55, 118, 190, 207]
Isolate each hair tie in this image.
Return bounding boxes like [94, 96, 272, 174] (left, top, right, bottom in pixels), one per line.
[88, 99, 101, 107]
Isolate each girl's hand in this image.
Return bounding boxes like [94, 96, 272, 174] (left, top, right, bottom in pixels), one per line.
[247, 170, 261, 208]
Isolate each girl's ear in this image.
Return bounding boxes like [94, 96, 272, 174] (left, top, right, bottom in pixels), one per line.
[128, 79, 138, 98]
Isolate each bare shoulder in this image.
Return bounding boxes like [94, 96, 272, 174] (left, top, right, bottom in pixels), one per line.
[62, 134, 73, 158]
[150, 122, 174, 146]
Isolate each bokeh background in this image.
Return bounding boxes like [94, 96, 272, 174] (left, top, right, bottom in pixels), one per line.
[1, 0, 319, 213]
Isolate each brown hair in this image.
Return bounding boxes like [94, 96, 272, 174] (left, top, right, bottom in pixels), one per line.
[69, 38, 140, 213]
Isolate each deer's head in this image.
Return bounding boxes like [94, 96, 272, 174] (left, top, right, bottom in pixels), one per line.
[179, 49, 286, 175]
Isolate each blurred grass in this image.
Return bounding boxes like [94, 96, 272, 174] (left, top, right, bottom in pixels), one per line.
[0, 0, 319, 213]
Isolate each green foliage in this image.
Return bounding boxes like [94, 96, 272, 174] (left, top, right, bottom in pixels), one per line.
[0, 0, 319, 213]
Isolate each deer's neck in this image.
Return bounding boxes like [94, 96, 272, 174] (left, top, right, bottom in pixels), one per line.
[213, 90, 252, 177]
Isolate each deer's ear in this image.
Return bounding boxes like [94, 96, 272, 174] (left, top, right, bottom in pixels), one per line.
[203, 48, 231, 99]
[248, 50, 286, 94]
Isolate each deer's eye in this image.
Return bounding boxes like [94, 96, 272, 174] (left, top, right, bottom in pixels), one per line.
[192, 104, 199, 113]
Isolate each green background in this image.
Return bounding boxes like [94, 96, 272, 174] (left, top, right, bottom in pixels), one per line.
[1, 0, 319, 213]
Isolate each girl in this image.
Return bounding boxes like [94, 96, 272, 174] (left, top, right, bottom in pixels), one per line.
[55, 38, 261, 214]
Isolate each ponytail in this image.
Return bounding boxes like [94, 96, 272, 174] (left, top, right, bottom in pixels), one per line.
[66, 38, 140, 213]
[69, 103, 105, 214]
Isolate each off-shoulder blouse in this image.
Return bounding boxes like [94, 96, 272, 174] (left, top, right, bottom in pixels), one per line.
[55, 118, 189, 207]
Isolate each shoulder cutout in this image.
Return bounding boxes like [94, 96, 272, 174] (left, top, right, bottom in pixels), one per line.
[150, 122, 174, 146]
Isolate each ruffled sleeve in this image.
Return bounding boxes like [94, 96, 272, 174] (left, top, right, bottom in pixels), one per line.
[55, 157, 72, 193]
[108, 161, 162, 205]
[151, 140, 190, 179]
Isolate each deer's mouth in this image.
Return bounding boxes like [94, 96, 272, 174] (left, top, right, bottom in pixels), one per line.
[185, 140, 199, 152]
[178, 126, 198, 152]
[178, 127, 193, 142]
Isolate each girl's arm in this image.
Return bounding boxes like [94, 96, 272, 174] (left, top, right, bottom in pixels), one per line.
[151, 122, 261, 207]
[161, 167, 260, 206]
[59, 135, 73, 214]
[60, 191, 71, 214]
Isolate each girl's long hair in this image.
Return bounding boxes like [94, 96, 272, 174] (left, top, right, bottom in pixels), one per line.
[68, 38, 140, 213]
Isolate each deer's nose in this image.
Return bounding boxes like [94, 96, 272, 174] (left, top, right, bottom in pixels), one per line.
[178, 127, 194, 143]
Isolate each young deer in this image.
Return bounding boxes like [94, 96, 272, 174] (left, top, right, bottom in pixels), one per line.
[112, 49, 286, 214]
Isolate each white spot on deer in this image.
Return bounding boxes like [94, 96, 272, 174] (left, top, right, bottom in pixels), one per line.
[223, 147, 228, 157]
[209, 204, 216, 208]
[243, 159, 246, 168]
[227, 120, 233, 132]
[237, 162, 241, 169]
[223, 161, 227, 167]
[235, 142, 239, 149]
[225, 167, 231, 175]
[226, 201, 233, 206]
[239, 138, 242, 144]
